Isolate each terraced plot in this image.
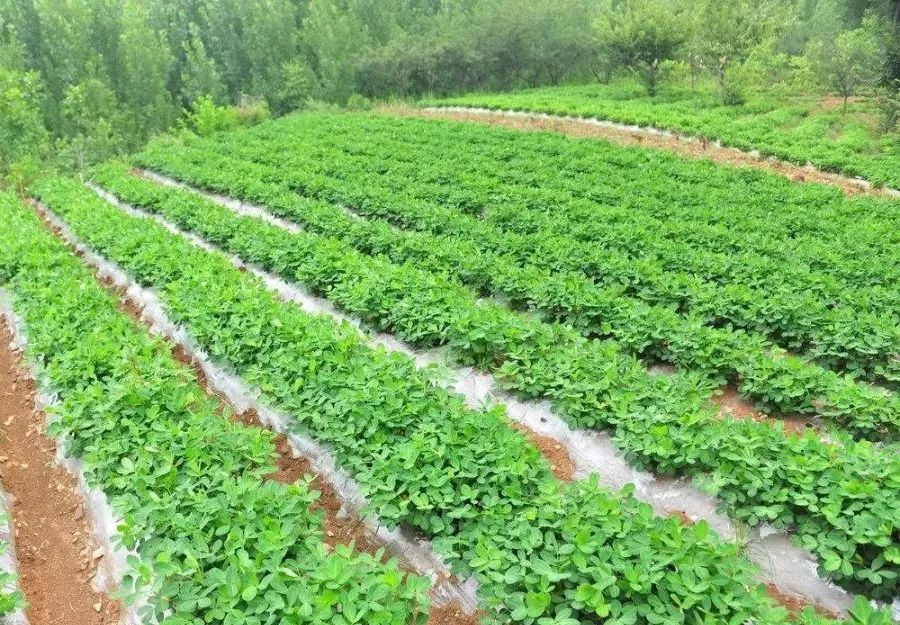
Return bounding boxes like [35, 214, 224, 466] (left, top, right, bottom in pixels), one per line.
[2, 109, 897, 624]
[87, 159, 900, 601]
[430, 82, 900, 189]
[136, 114, 900, 423]
[23, 175, 851, 625]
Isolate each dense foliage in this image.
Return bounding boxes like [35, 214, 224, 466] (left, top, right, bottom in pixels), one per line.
[0, 510, 22, 616]
[34, 176, 894, 624]
[93, 161, 900, 599]
[0, 192, 429, 624]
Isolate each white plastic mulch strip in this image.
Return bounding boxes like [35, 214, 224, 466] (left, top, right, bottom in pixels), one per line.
[0, 291, 145, 625]
[0, 489, 28, 625]
[108, 175, 862, 615]
[38, 195, 479, 613]
[423, 106, 900, 197]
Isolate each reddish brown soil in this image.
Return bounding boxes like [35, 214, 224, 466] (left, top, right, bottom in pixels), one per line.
[426, 603, 482, 625]
[712, 384, 813, 436]
[649, 363, 816, 438]
[812, 95, 864, 113]
[0, 319, 122, 625]
[765, 583, 839, 620]
[511, 423, 575, 481]
[668, 510, 694, 526]
[382, 105, 896, 198]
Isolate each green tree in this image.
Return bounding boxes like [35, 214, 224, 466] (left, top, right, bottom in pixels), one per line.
[690, 0, 787, 95]
[597, 0, 689, 95]
[810, 20, 883, 111]
[271, 59, 317, 114]
[116, 0, 177, 143]
[0, 22, 27, 71]
[18, 0, 98, 132]
[0, 68, 49, 188]
[60, 75, 124, 170]
[180, 25, 227, 106]
[240, 0, 303, 104]
[303, 0, 369, 103]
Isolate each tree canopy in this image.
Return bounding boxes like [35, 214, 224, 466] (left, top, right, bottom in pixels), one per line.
[0, 0, 897, 183]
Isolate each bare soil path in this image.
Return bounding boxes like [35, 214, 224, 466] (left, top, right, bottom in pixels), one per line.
[0, 318, 121, 625]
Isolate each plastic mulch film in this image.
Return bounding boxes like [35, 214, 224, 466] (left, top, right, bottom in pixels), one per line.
[0, 488, 28, 625]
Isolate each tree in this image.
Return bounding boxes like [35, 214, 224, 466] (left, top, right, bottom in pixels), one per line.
[116, 1, 177, 143]
[303, 0, 369, 103]
[691, 0, 786, 86]
[811, 21, 883, 111]
[271, 59, 317, 114]
[0, 22, 27, 71]
[597, 0, 689, 95]
[0, 68, 49, 187]
[180, 25, 227, 106]
[60, 75, 124, 170]
[238, 0, 304, 104]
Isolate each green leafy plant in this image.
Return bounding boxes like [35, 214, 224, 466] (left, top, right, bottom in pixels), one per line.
[0, 513, 23, 617]
[133, 114, 900, 433]
[30, 178, 896, 623]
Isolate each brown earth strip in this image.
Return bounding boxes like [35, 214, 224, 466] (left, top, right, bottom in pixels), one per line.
[765, 583, 839, 621]
[711, 384, 817, 437]
[650, 363, 819, 437]
[382, 105, 898, 198]
[511, 423, 575, 481]
[0, 318, 121, 625]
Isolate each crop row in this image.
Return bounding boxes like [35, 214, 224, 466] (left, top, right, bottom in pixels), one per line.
[133, 140, 900, 441]
[0, 192, 429, 624]
[429, 84, 900, 189]
[90, 163, 900, 600]
[179, 114, 900, 384]
[173, 116, 900, 332]
[34, 174, 885, 625]
[241, 113, 900, 288]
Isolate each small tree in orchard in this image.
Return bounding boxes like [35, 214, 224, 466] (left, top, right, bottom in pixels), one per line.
[811, 22, 882, 113]
[595, 0, 687, 95]
[691, 0, 786, 104]
[0, 68, 49, 190]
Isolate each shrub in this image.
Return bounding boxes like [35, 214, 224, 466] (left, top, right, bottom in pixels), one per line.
[235, 95, 271, 126]
[185, 95, 240, 137]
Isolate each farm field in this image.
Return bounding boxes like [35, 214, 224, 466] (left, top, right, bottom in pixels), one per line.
[3, 0, 900, 622]
[0, 109, 897, 625]
[430, 81, 900, 189]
